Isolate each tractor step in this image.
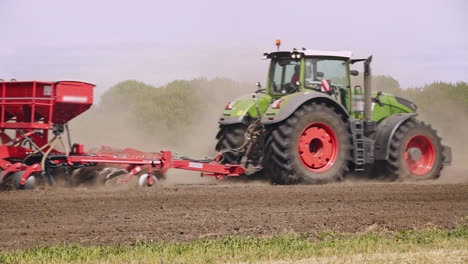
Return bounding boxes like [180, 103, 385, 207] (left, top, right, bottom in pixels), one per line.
[350, 119, 374, 171]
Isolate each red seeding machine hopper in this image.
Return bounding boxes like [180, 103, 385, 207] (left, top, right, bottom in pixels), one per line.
[0, 81, 245, 190]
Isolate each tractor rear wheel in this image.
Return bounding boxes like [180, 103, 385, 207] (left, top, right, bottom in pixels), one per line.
[382, 119, 443, 180]
[215, 124, 247, 164]
[265, 102, 351, 184]
[216, 123, 266, 179]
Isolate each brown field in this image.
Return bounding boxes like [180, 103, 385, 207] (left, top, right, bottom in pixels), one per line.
[0, 173, 466, 252]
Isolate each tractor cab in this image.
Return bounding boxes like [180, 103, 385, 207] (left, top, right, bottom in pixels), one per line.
[263, 50, 353, 108]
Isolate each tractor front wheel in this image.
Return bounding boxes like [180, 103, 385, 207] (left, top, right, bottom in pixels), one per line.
[382, 119, 443, 180]
[265, 102, 351, 184]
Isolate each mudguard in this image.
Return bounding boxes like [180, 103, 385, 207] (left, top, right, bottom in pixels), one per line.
[218, 93, 272, 125]
[442, 145, 452, 165]
[260, 91, 349, 125]
[218, 94, 256, 125]
[373, 113, 417, 160]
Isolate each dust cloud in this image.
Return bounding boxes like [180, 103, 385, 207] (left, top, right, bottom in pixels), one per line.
[71, 79, 255, 184]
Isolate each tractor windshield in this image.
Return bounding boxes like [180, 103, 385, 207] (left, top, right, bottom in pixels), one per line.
[269, 59, 300, 95]
[304, 58, 349, 90]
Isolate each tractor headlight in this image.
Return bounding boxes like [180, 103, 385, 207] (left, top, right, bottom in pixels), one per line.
[291, 53, 301, 59]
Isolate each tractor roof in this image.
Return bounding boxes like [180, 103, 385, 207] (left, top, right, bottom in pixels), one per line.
[300, 50, 352, 58]
[265, 50, 353, 60]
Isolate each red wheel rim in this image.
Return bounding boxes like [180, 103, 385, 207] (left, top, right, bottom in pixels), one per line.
[298, 122, 339, 172]
[404, 135, 435, 175]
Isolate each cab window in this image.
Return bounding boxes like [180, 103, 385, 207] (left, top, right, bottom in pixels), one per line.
[304, 58, 349, 90]
[269, 59, 300, 95]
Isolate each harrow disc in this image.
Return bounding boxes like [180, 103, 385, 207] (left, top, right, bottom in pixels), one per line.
[13, 171, 36, 190]
[138, 173, 158, 188]
[101, 168, 129, 185]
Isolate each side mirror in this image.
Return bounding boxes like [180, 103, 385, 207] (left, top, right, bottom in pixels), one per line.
[255, 82, 262, 88]
[350, 70, 359, 76]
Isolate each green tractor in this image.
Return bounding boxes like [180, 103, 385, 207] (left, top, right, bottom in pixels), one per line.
[216, 42, 452, 184]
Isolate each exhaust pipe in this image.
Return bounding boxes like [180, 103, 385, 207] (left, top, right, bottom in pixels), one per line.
[363, 56, 375, 135]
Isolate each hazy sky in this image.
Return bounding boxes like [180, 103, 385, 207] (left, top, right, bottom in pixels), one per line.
[1, 0, 467, 96]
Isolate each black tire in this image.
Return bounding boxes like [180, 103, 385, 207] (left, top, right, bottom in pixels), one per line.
[264, 102, 351, 184]
[215, 123, 266, 180]
[215, 124, 247, 164]
[381, 119, 443, 181]
[13, 171, 36, 190]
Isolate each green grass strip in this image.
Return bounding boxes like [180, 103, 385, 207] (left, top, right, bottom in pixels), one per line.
[1, 226, 467, 264]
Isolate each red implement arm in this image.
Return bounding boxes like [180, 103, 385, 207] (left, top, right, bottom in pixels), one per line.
[68, 149, 244, 180]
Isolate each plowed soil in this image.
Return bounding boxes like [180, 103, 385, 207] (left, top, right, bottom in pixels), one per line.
[0, 181, 467, 252]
